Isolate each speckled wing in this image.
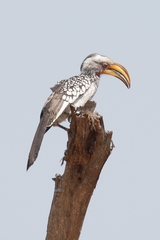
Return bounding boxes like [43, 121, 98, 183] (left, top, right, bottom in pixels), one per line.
[51, 74, 91, 104]
[27, 75, 91, 170]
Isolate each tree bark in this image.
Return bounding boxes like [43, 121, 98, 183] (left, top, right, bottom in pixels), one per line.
[45, 101, 113, 240]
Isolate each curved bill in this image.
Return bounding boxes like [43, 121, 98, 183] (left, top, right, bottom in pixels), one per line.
[102, 63, 131, 88]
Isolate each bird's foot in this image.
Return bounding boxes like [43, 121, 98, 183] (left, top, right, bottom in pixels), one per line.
[75, 109, 82, 116]
[74, 101, 97, 116]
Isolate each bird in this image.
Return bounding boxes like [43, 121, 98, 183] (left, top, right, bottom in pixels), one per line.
[27, 53, 130, 170]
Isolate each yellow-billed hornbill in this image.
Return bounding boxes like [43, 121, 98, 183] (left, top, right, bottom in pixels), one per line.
[27, 53, 130, 170]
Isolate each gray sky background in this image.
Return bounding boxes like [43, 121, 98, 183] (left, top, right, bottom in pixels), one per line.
[1, 1, 160, 239]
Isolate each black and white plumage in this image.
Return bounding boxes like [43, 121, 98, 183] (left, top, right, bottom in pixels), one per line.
[27, 53, 130, 170]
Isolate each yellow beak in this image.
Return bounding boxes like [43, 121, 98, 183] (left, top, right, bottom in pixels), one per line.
[102, 63, 131, 88]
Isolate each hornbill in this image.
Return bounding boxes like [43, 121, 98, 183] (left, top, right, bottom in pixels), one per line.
[27, 53, 130, 170]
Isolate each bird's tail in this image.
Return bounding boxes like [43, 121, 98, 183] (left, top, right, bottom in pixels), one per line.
[27, 93, 70, 170]
[27, 110, 50, 170]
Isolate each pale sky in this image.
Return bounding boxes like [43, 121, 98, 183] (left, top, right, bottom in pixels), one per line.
[1, 1, 160, 239]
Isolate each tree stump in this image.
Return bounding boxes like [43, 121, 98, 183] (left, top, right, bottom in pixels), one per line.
[46, 101, 113, 240]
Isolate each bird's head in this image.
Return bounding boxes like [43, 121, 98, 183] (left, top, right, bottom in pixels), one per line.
[80, 53, 130, 88]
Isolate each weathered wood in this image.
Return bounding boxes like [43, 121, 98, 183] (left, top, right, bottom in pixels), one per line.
[46, 101, 113, 240]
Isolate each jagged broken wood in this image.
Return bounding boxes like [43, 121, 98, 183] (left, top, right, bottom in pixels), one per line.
[45, 101, 113, 240]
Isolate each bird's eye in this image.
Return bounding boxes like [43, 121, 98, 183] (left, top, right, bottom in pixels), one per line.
[102, 63, 108, 69]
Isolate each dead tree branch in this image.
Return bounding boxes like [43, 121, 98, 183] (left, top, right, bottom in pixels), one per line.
[46, 101, 113, 240]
